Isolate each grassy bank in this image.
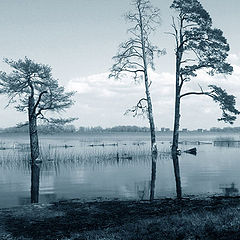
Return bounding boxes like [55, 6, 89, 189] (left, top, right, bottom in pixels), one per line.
[0, 197, 240, 240]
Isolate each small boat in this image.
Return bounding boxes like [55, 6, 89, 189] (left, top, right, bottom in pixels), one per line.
[220, 183, 239, 197]
[184, 147, 197, 155]
[64, 144, 74, 148]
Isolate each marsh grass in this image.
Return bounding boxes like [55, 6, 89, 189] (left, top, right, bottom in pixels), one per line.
[0, 149, 29, 171]
[0, 142, 171, 171]
[214, 136, 240, 148]
[214, 136, 235, 141]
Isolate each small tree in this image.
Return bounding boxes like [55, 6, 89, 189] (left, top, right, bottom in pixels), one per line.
[0, 57, 75, 202]
[109, 0, 164, 201]
[169, 0, 239, 198]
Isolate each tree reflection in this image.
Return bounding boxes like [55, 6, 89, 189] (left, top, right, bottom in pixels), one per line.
[150, 159, 156, 201]
[171, 152, 182, 199]
[20, 193, 56, 206]
[31, 163, 40, 203]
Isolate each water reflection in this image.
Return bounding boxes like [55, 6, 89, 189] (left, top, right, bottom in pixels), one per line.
[0, 141, 163, 206]
[135, 181, 150, 200]
[19, 193, 57, 205]
[214, 140, 240, 148]
[3, 133, 240, 208]
[150, 160, 156, 201]
[171, 152, 182, 198]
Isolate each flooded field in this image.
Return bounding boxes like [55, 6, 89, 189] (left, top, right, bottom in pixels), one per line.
[0, 132, 240, 208]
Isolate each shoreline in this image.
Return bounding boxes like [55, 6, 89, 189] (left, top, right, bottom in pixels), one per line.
[1, 196, 240, 240]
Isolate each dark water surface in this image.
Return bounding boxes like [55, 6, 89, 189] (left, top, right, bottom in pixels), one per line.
[0, 132, 239, 208]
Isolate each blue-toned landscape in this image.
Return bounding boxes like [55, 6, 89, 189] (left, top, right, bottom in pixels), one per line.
[1, 132, 239, 208]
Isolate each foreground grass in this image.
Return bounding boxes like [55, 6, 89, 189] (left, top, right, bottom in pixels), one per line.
[1, 197, 240, 240]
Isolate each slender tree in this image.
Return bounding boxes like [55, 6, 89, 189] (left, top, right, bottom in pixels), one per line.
[0, 57, 75, 202]
[169, 0, 239, 198]
[109, 0, 164, 201]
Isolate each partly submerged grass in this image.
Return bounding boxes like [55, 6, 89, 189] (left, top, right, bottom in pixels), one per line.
[214, 136, 235, 141]
[0, 143, 171, 171]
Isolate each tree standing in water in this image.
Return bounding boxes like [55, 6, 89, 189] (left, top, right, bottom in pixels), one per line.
[0, 57, 75, 202]
[169, 0, 239, 198]
[109, 0, 165, 201]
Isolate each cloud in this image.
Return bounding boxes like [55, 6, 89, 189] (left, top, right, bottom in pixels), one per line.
[228, 53, 240, 63]
[65, 69, 175, 128]
[67, 69, 174, 99]
[68, 81, 92, 94]
[65, 54, 240, 130]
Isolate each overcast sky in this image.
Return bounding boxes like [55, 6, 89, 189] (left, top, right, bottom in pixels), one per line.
[0, 0, 239, 130]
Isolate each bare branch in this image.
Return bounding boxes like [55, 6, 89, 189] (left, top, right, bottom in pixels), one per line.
[125, 97, 148, 117]
[180, 83, 214, 98]
[164, 31, 177, 37]
[180, 90, 214, 99]
[171, 16, 179, 48]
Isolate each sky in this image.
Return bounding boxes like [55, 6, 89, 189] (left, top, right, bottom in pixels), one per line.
[0, 0, 239, 130]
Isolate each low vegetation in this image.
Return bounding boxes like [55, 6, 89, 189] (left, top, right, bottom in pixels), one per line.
[1, 197, 240, 240]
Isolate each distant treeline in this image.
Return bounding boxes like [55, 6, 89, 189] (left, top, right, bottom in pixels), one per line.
[0, 125, 150, 134]
[209, 127, 240, 133]
[79, 126, 150, 133]
[1, 125, 240, 134]
[182, 127, 240, 133]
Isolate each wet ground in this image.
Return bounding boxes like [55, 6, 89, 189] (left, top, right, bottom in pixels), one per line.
[1, 196, 240, 240]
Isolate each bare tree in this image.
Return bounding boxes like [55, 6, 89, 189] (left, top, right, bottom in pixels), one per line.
[169, 0, 239, 198]
[0, 57, 75, 202]
[109, 0, 164, 201]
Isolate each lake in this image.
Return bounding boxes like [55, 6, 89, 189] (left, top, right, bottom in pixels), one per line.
[0, 131, 240, 208]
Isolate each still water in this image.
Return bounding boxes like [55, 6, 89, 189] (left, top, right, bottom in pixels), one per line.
[0, 132, 239, 208]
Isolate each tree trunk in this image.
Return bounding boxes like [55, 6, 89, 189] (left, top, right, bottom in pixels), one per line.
[138, 5, 158, 201]
[143, 47, 158, 202]
[172, 53, 182, 199]
[144, 69, 158, 201]
[28, 96, 40, 203]
[144, 68, 158, 157]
